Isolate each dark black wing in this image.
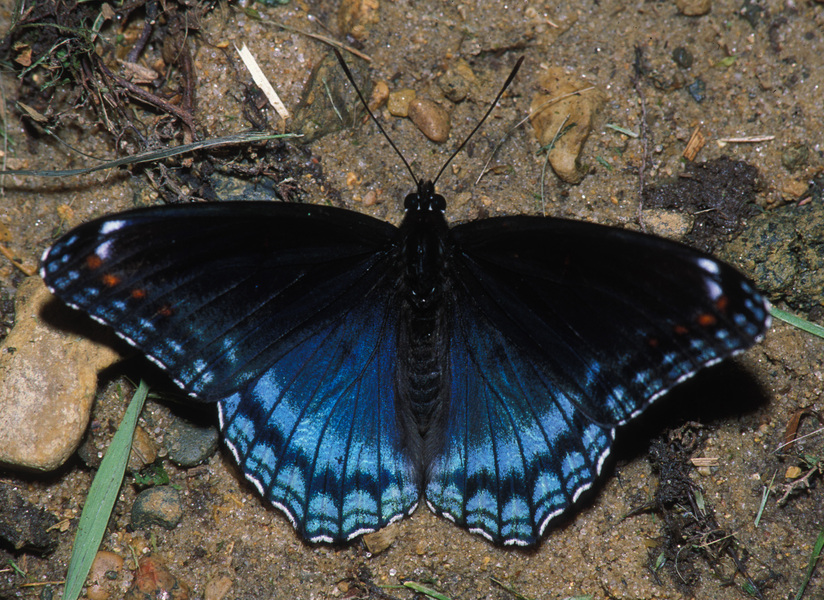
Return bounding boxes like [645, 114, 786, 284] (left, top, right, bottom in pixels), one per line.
[41, 202, 421, 542]
[424, 216, 769, 545]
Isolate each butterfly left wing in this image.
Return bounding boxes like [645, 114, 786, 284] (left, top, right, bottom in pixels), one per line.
[41, 202, 421, 542]
[425, 216, 769, 545]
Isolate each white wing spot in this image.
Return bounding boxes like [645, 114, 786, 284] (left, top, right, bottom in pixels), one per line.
[697, 257, 719, 275]
[100, 220, 127, 235]
[94, 241, 114, 260]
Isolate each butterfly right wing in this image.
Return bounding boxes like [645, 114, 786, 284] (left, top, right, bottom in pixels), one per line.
[41, 201, 421, 542]
[425, 215, 769, 545]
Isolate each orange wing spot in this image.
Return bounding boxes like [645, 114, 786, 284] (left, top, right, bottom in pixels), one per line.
[86, 255, 103, 270]
[131, 288, 147, 299]
[102, 273, 121, 287]
[647, 337, 660, 348]
[715, 295, 729, 312]
[697, 313, 717, 327]
[673, 324, 689, 335]
[157, 305, 174, 318]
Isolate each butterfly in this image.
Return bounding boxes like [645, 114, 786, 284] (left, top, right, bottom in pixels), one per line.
[39, 58, 770, 546]
[40, 181, 769, 546]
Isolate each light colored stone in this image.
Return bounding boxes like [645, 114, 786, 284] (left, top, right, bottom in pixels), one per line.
[338, 0, 379, 40]
[408, 98, 451, 143]
[87, 551, 129, 600]
[676, 0, 711, 16]
[640, 208, 695, 240]
[530, 67, 607, 184]
[387, 88, 416, 117]
[0, 277, 119, 471]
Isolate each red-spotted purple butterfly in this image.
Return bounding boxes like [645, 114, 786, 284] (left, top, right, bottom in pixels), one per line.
[39, 56, 769, 545]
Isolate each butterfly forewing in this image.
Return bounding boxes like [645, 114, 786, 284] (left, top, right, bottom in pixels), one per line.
[449, 216, 769, 425]
[41, 202, 398, 398]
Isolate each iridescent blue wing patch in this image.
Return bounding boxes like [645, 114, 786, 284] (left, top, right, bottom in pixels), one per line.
[425, 297, 617, 545]
[424, 216, 769, 545]
[218, 273, 420, 542]
[41, 202, 420, 542]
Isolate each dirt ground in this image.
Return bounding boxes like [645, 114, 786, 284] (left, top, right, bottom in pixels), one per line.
[1, 0, 823, 599]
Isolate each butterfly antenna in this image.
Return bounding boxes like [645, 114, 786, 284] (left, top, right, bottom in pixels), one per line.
[432, 56, 524, 188]
[334, 49, 419, 187]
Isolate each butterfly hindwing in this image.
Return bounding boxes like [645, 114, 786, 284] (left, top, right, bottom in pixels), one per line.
[423, 215, 769, 545]
[218, 272, 420, 542]
[425, 295, 615, 545]
[41, 201, 421, 542]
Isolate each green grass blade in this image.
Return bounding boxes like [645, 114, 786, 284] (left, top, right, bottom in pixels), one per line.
[62, 381, 149, 600]
[770, 306, 824, 340]
[605, 123, 639, 138]
[403, 581, 452, 600]
[794, 526, 824, 600]
[754, 471, 776, 528]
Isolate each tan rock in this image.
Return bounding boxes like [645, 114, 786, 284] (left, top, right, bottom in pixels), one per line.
[676, 0, 711, 16]
[408, 98, 451, 143]
[0, 277, 119, 471]
[338, 0, 379, 40]
[387, 88, 416, 117]
[530, 67, 607, 184]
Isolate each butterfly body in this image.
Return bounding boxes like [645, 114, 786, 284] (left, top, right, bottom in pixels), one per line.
[40, 181, 769, 545]
[395, 181, 453, 479]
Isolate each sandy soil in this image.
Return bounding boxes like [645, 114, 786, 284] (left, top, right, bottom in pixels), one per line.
[1, 0, 823, 598]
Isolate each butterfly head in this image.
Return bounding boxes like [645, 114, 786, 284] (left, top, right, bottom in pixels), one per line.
[404, 180, 446, 214]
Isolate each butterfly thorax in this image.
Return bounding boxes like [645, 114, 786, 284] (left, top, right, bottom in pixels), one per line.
[401, 181, 448, 310]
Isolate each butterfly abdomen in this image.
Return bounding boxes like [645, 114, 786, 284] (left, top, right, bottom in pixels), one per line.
[395, 300, 451, 474]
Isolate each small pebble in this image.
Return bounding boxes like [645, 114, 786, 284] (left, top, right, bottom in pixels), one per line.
[530, 67, 607, 184]
[368, 80, 389, 112]
[124, 556, 189, 600]
[164, 416, 219, 468]
[438, 69, 470, 103]
[386, 88, 416, 117]
[676, 0, 711, 16]
[131, 486, 183, 530]
[337, 0, 379, 40]
[362, 523, 399, 554]
[671, 46, 694, 68]
[204, 575, 233, 600]
[408, 98, 451, 143]
[640, 209, 694, 240]
[128, 426, 159, 472]
[87, 551, 128, 600]
[687, 77, 705, 102]
[361, 189, 379, 206]
[781, 143, 809, 172]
